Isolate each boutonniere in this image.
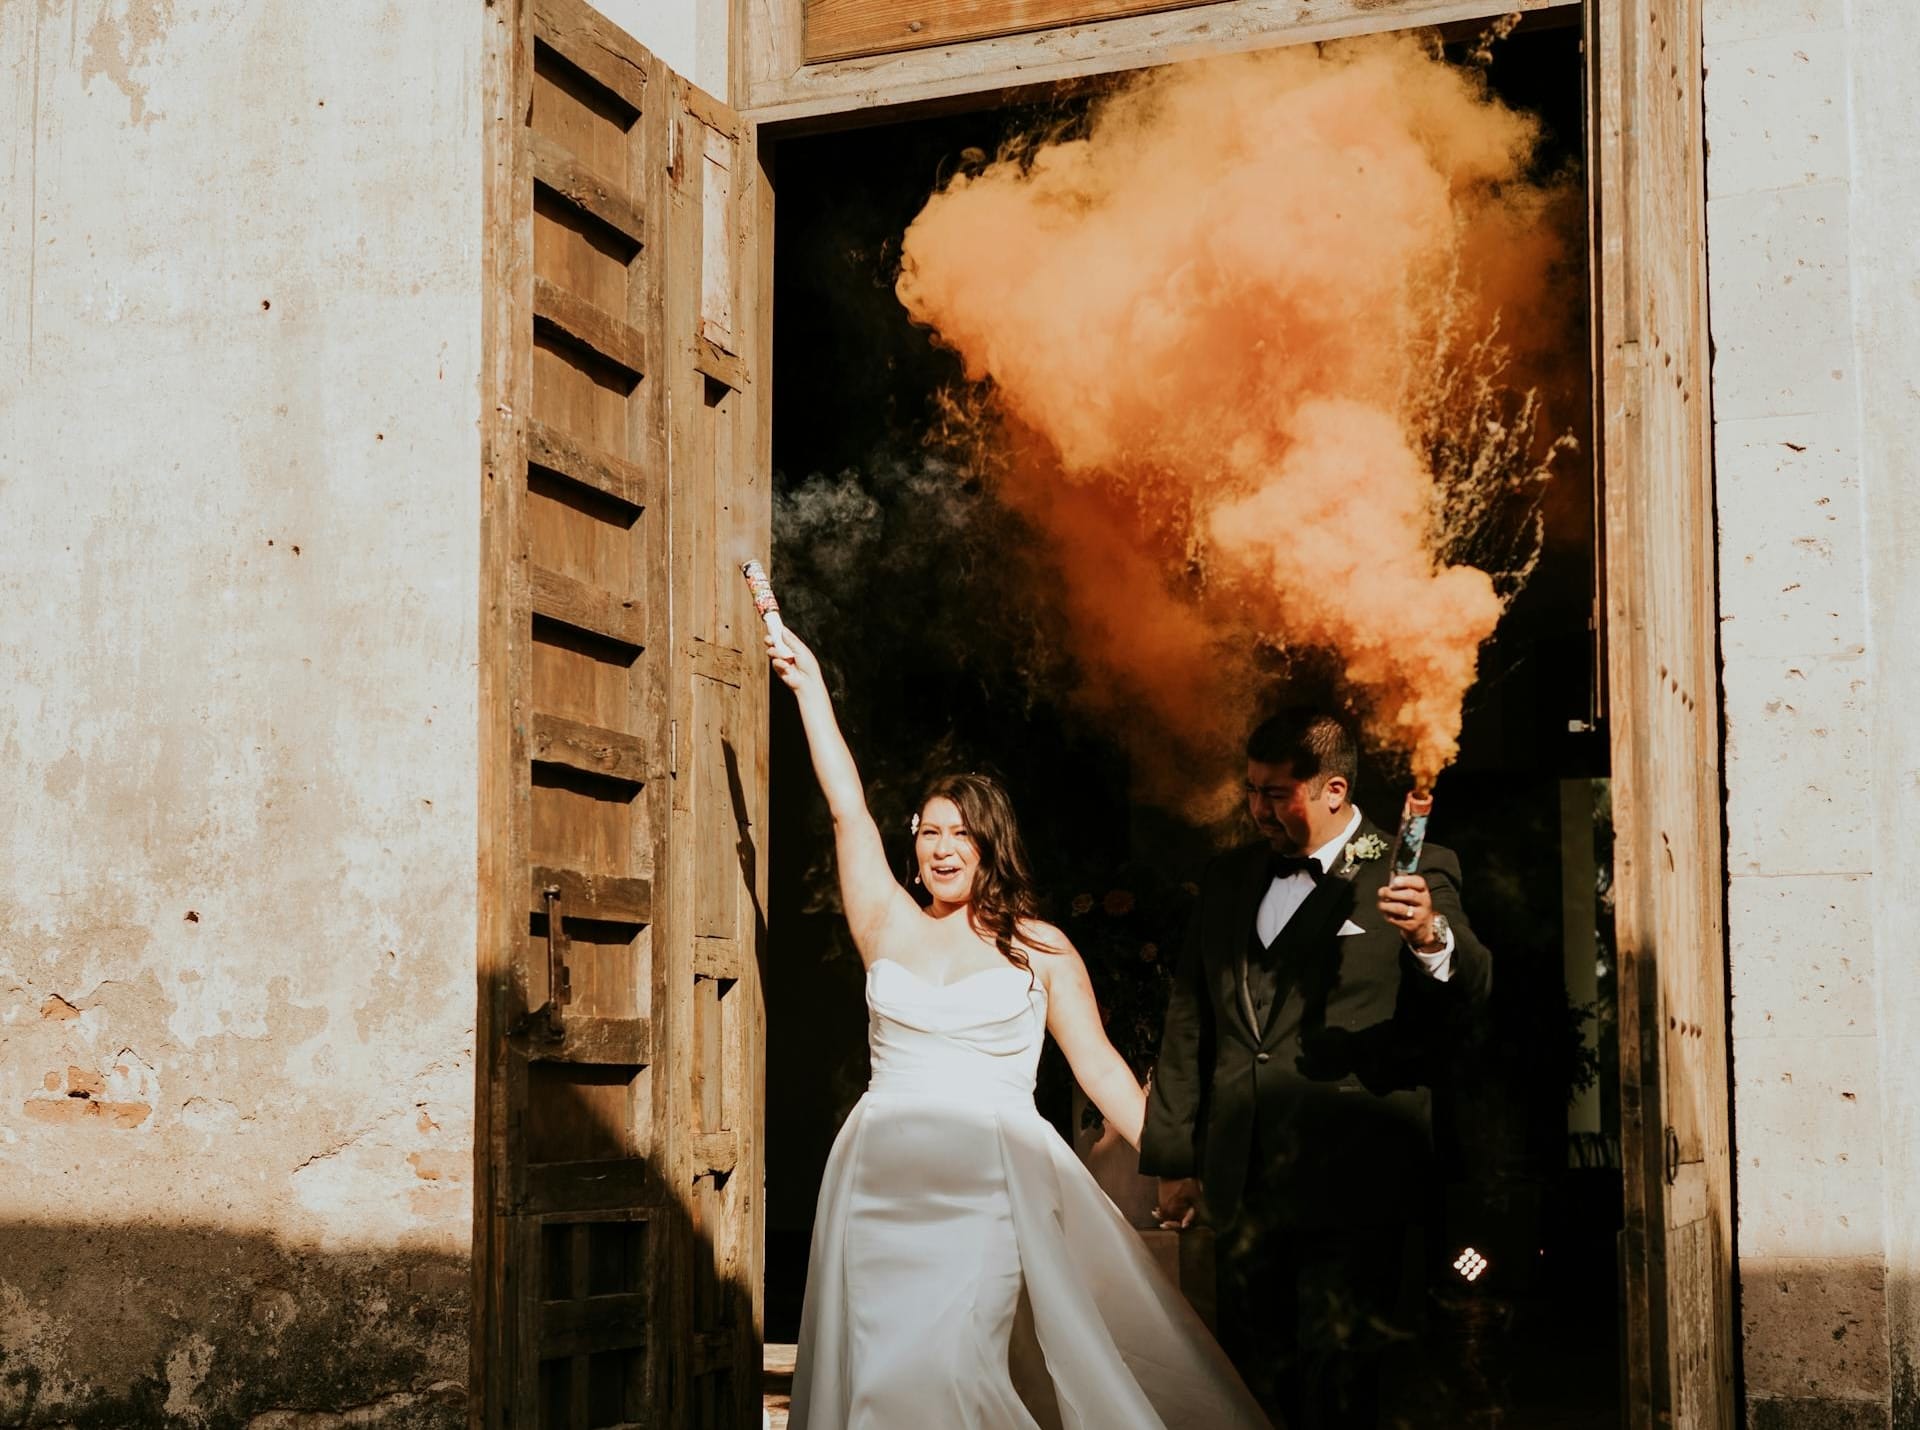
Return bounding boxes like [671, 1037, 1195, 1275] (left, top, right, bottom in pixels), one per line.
[1336, 833, 1389, 878]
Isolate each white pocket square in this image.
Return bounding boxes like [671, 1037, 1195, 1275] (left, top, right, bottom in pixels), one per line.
[1337, 919, 1365, 936]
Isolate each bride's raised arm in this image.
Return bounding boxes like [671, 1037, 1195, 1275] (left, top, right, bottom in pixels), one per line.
[1031, 927, 1148, 1148]
[765, 627, 919, 961]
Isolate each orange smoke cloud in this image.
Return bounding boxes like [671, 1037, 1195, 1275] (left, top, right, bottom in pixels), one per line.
[897, 36, 1571, 799]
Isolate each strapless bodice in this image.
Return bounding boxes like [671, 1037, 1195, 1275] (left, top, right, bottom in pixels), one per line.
[864, 958, 1047, 1105]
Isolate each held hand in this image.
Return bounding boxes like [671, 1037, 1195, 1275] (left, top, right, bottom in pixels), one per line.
[1379, 873, 1439, 951]
[1154, 1177, 1200, 1231]
[765, 626, 823, 698]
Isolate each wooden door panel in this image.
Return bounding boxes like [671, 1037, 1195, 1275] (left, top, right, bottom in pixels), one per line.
[534, 193, 637, 311]
[526, 477, 642, 590]
[531, 628, 635, 731]
[531, 920, 650, 1023]
[525, 1065, 644, 1164]
[659, 74, 768, 1430]
[1593, 0, 1733, 1423]
[691, 679, 750, 943]
[483, 1, 767, 1426]
[531, 341, 635, 456]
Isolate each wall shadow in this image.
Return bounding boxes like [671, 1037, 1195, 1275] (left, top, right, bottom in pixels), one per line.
[0, 1220, 468, 1428]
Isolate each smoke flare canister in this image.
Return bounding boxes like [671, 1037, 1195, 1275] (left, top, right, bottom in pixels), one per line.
[1390, 791, 1434, 876]
[740, 559, 794, 658]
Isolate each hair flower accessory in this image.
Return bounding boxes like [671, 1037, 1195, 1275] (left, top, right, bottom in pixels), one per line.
[1337, 832, 1389, 878]
[908, 812, 921, 835]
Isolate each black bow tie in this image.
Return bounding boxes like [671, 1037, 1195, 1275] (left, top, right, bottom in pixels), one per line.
[1269, 853, 1324, 882]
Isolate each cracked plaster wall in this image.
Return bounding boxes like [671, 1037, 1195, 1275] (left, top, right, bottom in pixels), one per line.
[1706, 0, 1920, 1426]
[0, 1, 482, 1424]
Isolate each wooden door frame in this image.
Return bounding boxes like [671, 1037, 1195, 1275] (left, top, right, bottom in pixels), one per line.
[735, 0, 1734, 1426]
[476, 0, 531, 1413]
[1589, 0, 1734, 1421]
[736, 0, 1571, 125]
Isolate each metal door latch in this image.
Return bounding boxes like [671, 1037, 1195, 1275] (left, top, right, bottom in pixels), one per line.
[511, 884, 572, 1044]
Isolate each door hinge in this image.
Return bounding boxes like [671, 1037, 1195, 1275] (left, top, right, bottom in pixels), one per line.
[669, 719, 679, 777]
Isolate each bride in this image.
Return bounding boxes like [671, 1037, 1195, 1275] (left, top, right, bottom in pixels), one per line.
[769, 626, 1271, 1430]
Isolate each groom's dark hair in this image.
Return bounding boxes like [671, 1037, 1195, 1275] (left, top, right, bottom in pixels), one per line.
[1246, 709, 1358, 789]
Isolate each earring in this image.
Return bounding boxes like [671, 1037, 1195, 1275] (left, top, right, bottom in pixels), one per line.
[912, 874, 923, 886]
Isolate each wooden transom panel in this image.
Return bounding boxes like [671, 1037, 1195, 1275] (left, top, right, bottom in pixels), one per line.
[803, 0, 1215, 62]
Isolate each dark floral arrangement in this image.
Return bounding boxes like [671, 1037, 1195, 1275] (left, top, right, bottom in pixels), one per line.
[1061, 868, 1191, 1078]
[1037, 859, 1201, 1141]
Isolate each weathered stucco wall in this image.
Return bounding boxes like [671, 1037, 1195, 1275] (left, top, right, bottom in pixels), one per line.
[0, 2, 482, 1425]
[1849, 1, 1920, 1420]
[1707, 0, 1920, 1425]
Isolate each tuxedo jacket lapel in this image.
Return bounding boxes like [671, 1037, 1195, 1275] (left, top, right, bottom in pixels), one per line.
[1256, 869, 1356, 1044]
[1292, 867, 1359, 945]
[1223, 821, 1387, 1044]
[1226, 845, 1272, 1043]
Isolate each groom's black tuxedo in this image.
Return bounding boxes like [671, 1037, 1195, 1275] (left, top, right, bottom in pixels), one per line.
[1140, 816, 1491, 1229]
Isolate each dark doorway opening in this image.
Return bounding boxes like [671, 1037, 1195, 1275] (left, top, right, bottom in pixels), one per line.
[763, 21, 1621, 1426]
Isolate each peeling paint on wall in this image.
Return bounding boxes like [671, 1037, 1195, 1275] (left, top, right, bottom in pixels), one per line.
[79, 0, 177, 127]
[20, 1044, 158, 1129]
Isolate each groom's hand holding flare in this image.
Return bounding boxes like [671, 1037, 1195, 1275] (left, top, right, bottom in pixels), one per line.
[1378, 873, 1444, 954]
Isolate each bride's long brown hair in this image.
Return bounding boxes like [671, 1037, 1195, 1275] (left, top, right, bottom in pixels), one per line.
[916, 772, 1044, 978]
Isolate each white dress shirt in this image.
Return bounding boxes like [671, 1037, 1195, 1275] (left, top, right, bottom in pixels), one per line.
[1254, 807, 1455, 982]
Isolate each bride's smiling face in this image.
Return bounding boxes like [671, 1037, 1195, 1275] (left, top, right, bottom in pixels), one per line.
[915, 797, 980, 906]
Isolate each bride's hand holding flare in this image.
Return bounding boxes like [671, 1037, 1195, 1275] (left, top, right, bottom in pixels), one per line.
[765, 625, 821, 696]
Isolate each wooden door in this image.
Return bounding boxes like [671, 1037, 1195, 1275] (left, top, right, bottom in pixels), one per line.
[478, 2, 770, 1426]
[659, 70, 771, 1430]
[1590, 0, 1735, 1424]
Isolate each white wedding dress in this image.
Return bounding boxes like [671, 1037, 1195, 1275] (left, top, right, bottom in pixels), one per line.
[790, 956, 1273, 1430]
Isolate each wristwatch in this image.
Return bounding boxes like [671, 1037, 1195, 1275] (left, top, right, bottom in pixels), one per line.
[1414, 914, 1451, 955]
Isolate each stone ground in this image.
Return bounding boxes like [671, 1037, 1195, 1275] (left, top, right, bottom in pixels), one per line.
[761, 1317, 1616, 1429]
[763, 1342, 796, 1429]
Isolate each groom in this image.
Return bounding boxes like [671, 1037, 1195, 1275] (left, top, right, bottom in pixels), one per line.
[1140, 709, 1491, 1429]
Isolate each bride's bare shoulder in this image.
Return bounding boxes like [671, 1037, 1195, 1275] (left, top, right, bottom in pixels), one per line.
[1013, 915, 1063, 946]
[1015, 918, 1079, 970]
